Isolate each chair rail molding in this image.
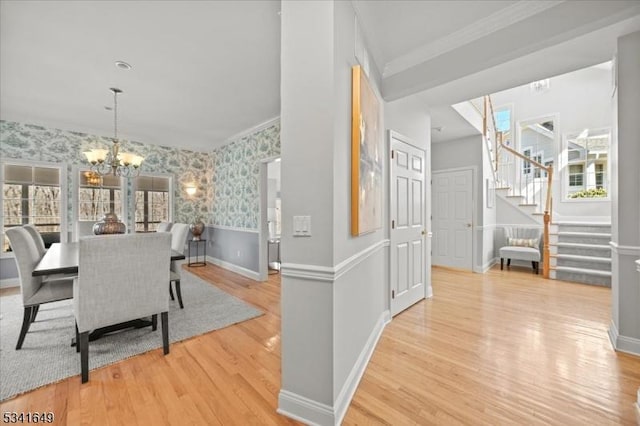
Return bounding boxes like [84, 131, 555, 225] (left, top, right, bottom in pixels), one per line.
[281, 239, 390, 282]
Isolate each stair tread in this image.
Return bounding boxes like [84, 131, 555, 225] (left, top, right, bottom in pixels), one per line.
[518, 203, 538, 206]
[496, 187, 511, 190]
[555, 266, 612, 277]
[556, 254, 611, 263]
[506, 195, 524, 198]
[556, 242, 611, 249]
[558, 231, 611, 237]
[555, 222, 611, 227]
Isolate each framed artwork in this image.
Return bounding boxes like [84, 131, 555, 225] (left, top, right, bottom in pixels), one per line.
[351, 65, 383, 236]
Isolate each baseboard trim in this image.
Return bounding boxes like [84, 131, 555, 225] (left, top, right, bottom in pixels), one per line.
[334, 310, 391, 424]
[277, 390, 334, 426]
[0, 278, 19, 289]
[205, 256, 260, 281]
[278, 310, 391, 425]
[281, 239, 389, 282]
[608, 321, 640, 356]
[474, 257, 498, 273]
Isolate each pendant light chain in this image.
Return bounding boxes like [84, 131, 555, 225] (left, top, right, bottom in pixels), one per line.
[113, 89, 118, 140]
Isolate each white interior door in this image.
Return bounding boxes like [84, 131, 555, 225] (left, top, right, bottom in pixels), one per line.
[390, 133, 426, 317]
[432, 169, 473, 270]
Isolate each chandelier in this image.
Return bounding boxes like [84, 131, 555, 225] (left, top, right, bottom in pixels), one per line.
[83, 88, 144, 177]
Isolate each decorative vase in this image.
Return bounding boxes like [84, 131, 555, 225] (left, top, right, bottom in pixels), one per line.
[190, 220, 205, 241]
[93, 211, 126, 235]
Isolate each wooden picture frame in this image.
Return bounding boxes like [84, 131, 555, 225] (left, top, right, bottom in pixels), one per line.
[351, 65, 383, 236]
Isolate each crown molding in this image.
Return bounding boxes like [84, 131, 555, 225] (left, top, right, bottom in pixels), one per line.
[218, 116, 280, 149]
[382, 0, 564, 78]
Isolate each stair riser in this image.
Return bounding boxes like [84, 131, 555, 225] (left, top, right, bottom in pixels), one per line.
[557, 246, 611, 257]
[557, 259, 611, 271]
[555, 271, 611, 287]
[558, 235, 612, 245]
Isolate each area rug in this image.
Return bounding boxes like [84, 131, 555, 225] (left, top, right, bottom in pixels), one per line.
[0, 270, 263, 401]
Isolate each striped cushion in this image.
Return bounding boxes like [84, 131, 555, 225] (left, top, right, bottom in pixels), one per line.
[508, 237, 538, 248]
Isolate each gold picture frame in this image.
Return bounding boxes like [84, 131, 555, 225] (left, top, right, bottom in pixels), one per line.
[351, 65, 383, 236]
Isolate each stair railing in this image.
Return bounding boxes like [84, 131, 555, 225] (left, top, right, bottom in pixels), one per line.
[483, 95, 553, 278]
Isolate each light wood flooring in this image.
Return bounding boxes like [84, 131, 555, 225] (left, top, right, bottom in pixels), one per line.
[1, 264, 638, 425]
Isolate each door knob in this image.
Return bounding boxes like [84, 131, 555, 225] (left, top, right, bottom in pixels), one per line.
[421, 230, 426, 235]
[466, 223, 472, 228]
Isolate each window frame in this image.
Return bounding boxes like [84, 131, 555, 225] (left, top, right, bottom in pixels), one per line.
[562, 127, 611, 202]
[132, 172, 173, 232]
[72, 165, 127, 238]
[1, 159, 68, 259]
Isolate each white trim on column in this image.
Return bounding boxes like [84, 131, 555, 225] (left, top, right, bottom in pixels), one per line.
[278, 310, 392, 426]
[608, 320, 640, 356]
[610, 242, 640, 256]
[281, 239, 390, 282]
[334, 310, 391, 424]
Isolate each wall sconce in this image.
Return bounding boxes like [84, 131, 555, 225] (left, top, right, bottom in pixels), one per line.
[185, 185, 197, 196]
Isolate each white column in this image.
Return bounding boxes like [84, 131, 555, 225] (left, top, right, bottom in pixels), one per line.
[608, 30, 640, 355]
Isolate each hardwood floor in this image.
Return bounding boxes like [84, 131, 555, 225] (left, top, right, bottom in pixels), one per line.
[1, 264, 638, 425]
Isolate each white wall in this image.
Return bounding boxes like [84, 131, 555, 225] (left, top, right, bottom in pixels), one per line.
[491, 64, 613, 222]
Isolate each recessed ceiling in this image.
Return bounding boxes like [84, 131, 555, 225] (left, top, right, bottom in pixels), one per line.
[0, 1, 281, 151]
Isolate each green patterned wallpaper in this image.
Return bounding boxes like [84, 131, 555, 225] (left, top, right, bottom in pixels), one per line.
[211, 122, 280, 229]
[0, 120, 212, 227]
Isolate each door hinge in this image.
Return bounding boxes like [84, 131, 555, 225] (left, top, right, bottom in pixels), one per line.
[392, 220, 395, 229]
[392, 290, 395, 299]
[391, 150, 394, 159]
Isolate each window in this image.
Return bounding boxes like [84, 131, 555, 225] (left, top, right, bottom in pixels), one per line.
[2, 162, 65, 253]
[135, 175, 171, 232]
[78, 171, 123, 221]
[494, 107, 512, 146]
[568, 164, 584, 187]
[564, 128, 610, 199]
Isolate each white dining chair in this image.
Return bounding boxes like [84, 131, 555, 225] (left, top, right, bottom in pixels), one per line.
[6, 227, 74, 350]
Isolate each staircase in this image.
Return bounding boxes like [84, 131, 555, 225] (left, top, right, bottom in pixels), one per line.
[551, 223, 612, 286]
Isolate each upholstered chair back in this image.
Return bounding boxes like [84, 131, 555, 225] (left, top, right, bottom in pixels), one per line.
[6, 227, 43, 304]
[504, 227, 542, 241]
[74, 233, 171, 333]
[157, 222, 173, 232]
[23, 224, 46, 257]
[170, 223, 190, 255]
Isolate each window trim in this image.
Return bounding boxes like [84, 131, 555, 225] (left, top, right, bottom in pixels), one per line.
[561, 127, 611, 202]
[71, 165, 127, 239]
[132, 172, 174, 232]
[1, 159, 68, 259]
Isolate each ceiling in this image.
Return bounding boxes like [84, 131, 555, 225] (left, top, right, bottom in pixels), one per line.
[429, 106, 480, 144]
[2, 1, 640, 152]
[0, 1, 281, 151]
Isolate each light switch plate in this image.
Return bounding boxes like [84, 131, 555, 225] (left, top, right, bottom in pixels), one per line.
[293, 215, 311, 237]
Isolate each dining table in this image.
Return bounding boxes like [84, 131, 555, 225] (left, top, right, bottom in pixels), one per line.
[32, 242, 186, 277]
[32, 241, 186, 344]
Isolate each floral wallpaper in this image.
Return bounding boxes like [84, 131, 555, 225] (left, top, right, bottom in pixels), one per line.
[0, 120, 212, 227]
[211, 122, 280, 229]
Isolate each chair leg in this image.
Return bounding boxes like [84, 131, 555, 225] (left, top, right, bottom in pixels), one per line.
[75, 322, 80, 353]
[169, 282, 175, 300]
[500, 258, 504, 270]
[175, 279, 183, 309]
[152, 314, 158, 331]
[507, 259, 511, 269]
[532, 261, 536, 273]
[31, 305, 40, 323]
[535, 262, 539, 275]
[16, 306, 33, 350]
[79, 331, 89, 383]
[161, 311, 169, 355]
